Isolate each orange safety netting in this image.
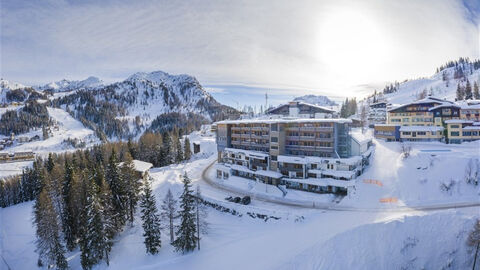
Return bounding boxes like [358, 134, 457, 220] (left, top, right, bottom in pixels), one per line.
[379, 197, 398, 203]
[363, 179, 383, 187]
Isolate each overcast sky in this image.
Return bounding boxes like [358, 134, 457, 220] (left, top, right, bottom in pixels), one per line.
[1, 0, 479, 106]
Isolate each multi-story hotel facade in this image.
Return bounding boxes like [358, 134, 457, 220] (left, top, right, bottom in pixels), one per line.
[215, 116, 373, 195]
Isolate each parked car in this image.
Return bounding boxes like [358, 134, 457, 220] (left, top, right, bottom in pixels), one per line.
[241, 196, 251, 205]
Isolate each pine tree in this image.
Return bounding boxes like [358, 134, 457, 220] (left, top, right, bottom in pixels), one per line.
[99, 176, 116, 265]
[140, 175, 162, 254]
[465, 79, 473, 100]
[34, 189, 69, 270]
[457, 83, 465, 101]
[80, 179, 109, 270]
[47, 153, 55, 172]
[183, 137, 192, 161]
[194, 186, 209, 250]
[474, 81, 480, 100]
[173, 172, 197, 253]
[161, 188, 178, 244]
[106, 150, 128, 229]
[122, 153, 141, 225]
[175, 135, 184, 163]
[62, 159, 76, 251]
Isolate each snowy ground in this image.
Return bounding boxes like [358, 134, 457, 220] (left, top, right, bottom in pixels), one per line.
[1, 128, 479, 270]
[1, 107, 99, 158]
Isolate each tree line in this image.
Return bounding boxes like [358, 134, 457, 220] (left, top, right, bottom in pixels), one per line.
[0, 134, 204, 269]
[456, 80, 480, 101]
[0, 100, 53, 135]
[340, 98, 357, 118]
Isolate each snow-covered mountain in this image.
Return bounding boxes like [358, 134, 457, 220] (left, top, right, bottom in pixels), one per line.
[35, 76, 104, 92]
[372, 59, 480, 105]
[50, 70, 238, 139]
[294, 94, 337, 106]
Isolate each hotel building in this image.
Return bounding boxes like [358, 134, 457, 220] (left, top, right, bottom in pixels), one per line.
[215, 102, 373, 195]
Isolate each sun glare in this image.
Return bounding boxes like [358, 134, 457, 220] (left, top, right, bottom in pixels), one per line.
[316, 9, 390, 84]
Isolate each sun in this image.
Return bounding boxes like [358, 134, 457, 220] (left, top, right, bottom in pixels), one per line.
[316, 8, 391, 84]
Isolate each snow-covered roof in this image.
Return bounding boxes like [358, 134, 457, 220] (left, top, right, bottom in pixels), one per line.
[278, 154, 364, 166]
[283, 177, 355, 188]
[224, 147, 269, 159]
[216, 117, 351, 125]
[266, 101, 335, 114]
[444, 119, 473, 124]
[230, 164, 254, 174]
[278, 155, 308, 164]
[255, 169, 283, 178]
[350, 131, 372, 145]
[119, 160, 153, 173]
[399, 126, 444, 132]
[463, 126, 480, 131]
[388, 97, 453, 112]
[428, 104, 460, 111]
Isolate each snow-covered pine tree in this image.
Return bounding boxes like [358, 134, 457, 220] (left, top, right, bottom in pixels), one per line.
[62, 159, 76, 251]
[457, 83, 465, 100]
[194, 186, 209, 250]
[140, 174, 162, 254]
[465, 79, 473, 100]
[99, 176, 116, 265]
[33, 189, 68, 270]
[80, 178, 109, 270]
[121, 152, 141, 225]
[106, 149, 128, 229]
[173, 172, 197, 253]
[474, 81, 480, 99]
[175, 135, 184, 163]
[161, 188, 178, 244]
[184, 137, 192, 161]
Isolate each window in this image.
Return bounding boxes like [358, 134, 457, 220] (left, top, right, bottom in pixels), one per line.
[271, 124, 278, 131]
[463, 131, 472, 136]
[391, 119, 401, 122]
[271, 155, 277, 161]
[450, 131, 459, 136]
[402, 132, 411, 135]
[450, 125, 459, 129]
[270, 145, 278, 150]
[271, 137, 278, 142]
[403, 118, 410, 122]
[417, 132, 426, 135]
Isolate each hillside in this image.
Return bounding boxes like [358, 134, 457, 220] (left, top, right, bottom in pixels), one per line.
[0, 71, 239, 140]
[370, 58, 480, 105]
[293, 94, 337, 106]
[35, 76, 104, 92]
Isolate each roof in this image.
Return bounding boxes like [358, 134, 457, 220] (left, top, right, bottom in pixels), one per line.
[119, 160, 153, 173]
[463, 126, 480, 130]
[224, 147, 269, 158]
[267, 101, 335, 114]
[399, 126, 444, 132]
[428, 104, 460, 111]
[444, 119, 474, 124]
[216, 117, 352, 125]
[388, 97, 454, 112]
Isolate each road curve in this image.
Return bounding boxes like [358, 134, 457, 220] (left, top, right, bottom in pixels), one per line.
[201, 159, 480, 212]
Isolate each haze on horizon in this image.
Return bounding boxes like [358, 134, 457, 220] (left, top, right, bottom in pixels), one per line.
[1, 0, 479, 106]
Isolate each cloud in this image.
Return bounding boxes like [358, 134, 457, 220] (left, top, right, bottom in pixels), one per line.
[1, 0, 479, 101]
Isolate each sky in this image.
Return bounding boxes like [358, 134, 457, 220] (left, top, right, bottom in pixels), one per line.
[1, 0, 479, 107]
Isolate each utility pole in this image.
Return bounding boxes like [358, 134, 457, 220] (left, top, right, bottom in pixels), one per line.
[265, 92, 268, 113]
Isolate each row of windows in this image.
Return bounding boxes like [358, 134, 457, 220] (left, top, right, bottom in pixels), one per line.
[450, 131, 480, 137]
